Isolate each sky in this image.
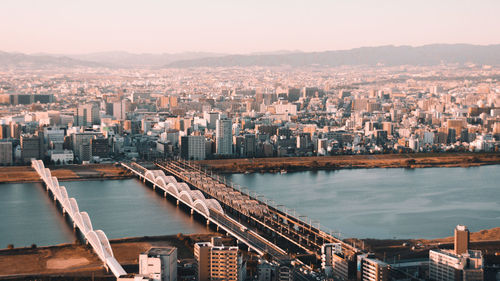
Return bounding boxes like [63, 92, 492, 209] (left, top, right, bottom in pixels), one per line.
[1, 0, 499, 54]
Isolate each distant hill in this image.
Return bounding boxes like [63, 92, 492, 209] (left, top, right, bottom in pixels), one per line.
[3, 44, 500, 69]
[61, 51, 227, 67]
[165, 44, 500, 68]
[0, 51, 102, 68]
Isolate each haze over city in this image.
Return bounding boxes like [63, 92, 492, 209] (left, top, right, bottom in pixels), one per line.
[2, 0, 500, 54]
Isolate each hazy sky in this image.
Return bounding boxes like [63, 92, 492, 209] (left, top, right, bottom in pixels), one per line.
[1, 0, 499, 54]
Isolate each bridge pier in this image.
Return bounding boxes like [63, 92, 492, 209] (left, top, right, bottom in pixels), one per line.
[153, 184, 156, 190]
[190, 209, 194, 215]
[176, 200, 179, 206]
[164, 191, 167, 198]
[206, 219, 210, 226]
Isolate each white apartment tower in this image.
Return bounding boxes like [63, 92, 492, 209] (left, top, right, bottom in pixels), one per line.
[216, 118, 232, 155]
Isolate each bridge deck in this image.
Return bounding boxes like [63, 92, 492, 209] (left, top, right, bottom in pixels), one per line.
[121, 162, 289, 262]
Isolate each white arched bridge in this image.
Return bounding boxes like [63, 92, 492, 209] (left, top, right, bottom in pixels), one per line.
[31, 160, 126, 278]
[122, 162, 289, 261]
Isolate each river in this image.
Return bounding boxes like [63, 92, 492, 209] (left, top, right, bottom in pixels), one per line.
[227, 165, 500, 239]
[1, 166, 499, 248]
[0, 179, 208, 248]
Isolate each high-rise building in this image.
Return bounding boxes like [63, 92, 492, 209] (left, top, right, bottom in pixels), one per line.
[113, 99, 132, 120]
[76, 104, 100, 126]
[216, 118, 232, 155]
[20, 134, 43, 163]
[204, 111, 220, 130]
[194, 237, 244, 281]
[0, 142, 13, 165]
[90, 136, 109, 159]
[180, 135, 206, 160]
[455, 225, 470, 255]
[243, 134, 256, 157]
[429, 225, 483, 281]
[72, 132, 101, 161]
[139, 247, 177, 281]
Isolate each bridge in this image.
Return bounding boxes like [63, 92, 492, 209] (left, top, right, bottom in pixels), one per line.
[31, 160, 127, 278]
[154, 160, 360, 260]
[121, 162, 289, 261]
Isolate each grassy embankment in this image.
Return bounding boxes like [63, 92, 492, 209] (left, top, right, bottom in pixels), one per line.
[197, 152, 500, 173]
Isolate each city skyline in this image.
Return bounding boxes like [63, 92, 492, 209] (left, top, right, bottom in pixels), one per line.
[1, 0, 500, 54]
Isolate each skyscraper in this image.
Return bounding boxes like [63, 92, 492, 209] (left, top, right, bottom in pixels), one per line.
[216, 118, 232, 155]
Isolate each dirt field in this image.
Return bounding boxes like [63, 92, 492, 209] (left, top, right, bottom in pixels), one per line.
[0, 164, 132, 184]
[0, 234, 216, 279]
[197, 152, 500, 173]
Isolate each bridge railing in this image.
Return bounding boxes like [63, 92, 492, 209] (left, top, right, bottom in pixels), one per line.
[171, 159, 345, 242]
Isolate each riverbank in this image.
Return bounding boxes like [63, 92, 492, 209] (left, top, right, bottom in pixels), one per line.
[346, 227, 500, 262]
[197, 152, 500, 173]
[0, 164, 132, 184]
[0, 233, 216, 280]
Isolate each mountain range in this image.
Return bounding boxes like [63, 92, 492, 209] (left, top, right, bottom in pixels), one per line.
[1, 44, 499, 69]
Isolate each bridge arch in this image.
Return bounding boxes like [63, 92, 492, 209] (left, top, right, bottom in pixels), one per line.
[80, 212, 93, 233]
[193, 199, 210, 217]
[179, 190, 194, 205]
[154, 176, 168, 189]
[205, 199, 224, 214]
[177, 182, 190, 193]
[190, 190, 206, 202]
[87, 230, 106, 260]
[59, 186, 68, 200]
[95, 230, 114, 259]
[69, 198, 80, 215]
[166, 183, 179, 197]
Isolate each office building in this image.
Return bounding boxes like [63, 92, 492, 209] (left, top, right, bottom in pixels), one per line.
[139, 247, 177, 281]
[20, 134, 43, 163]
[180, 135, 206, 160]
[194, 237, 244, 281]
[216, 118, 232, 155]
[72, 132, 101, 161]
[0, 142, 13, 165]
[113, 99, 132, 120]
[76, 104, 100, 126]
[243, 134, 256, 157]
[90, 136, 109, 158]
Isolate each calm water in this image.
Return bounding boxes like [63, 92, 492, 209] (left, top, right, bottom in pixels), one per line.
[227, 165, 500, 239]
[1, 166, 499, 247]
[0, 179, 207, 248]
